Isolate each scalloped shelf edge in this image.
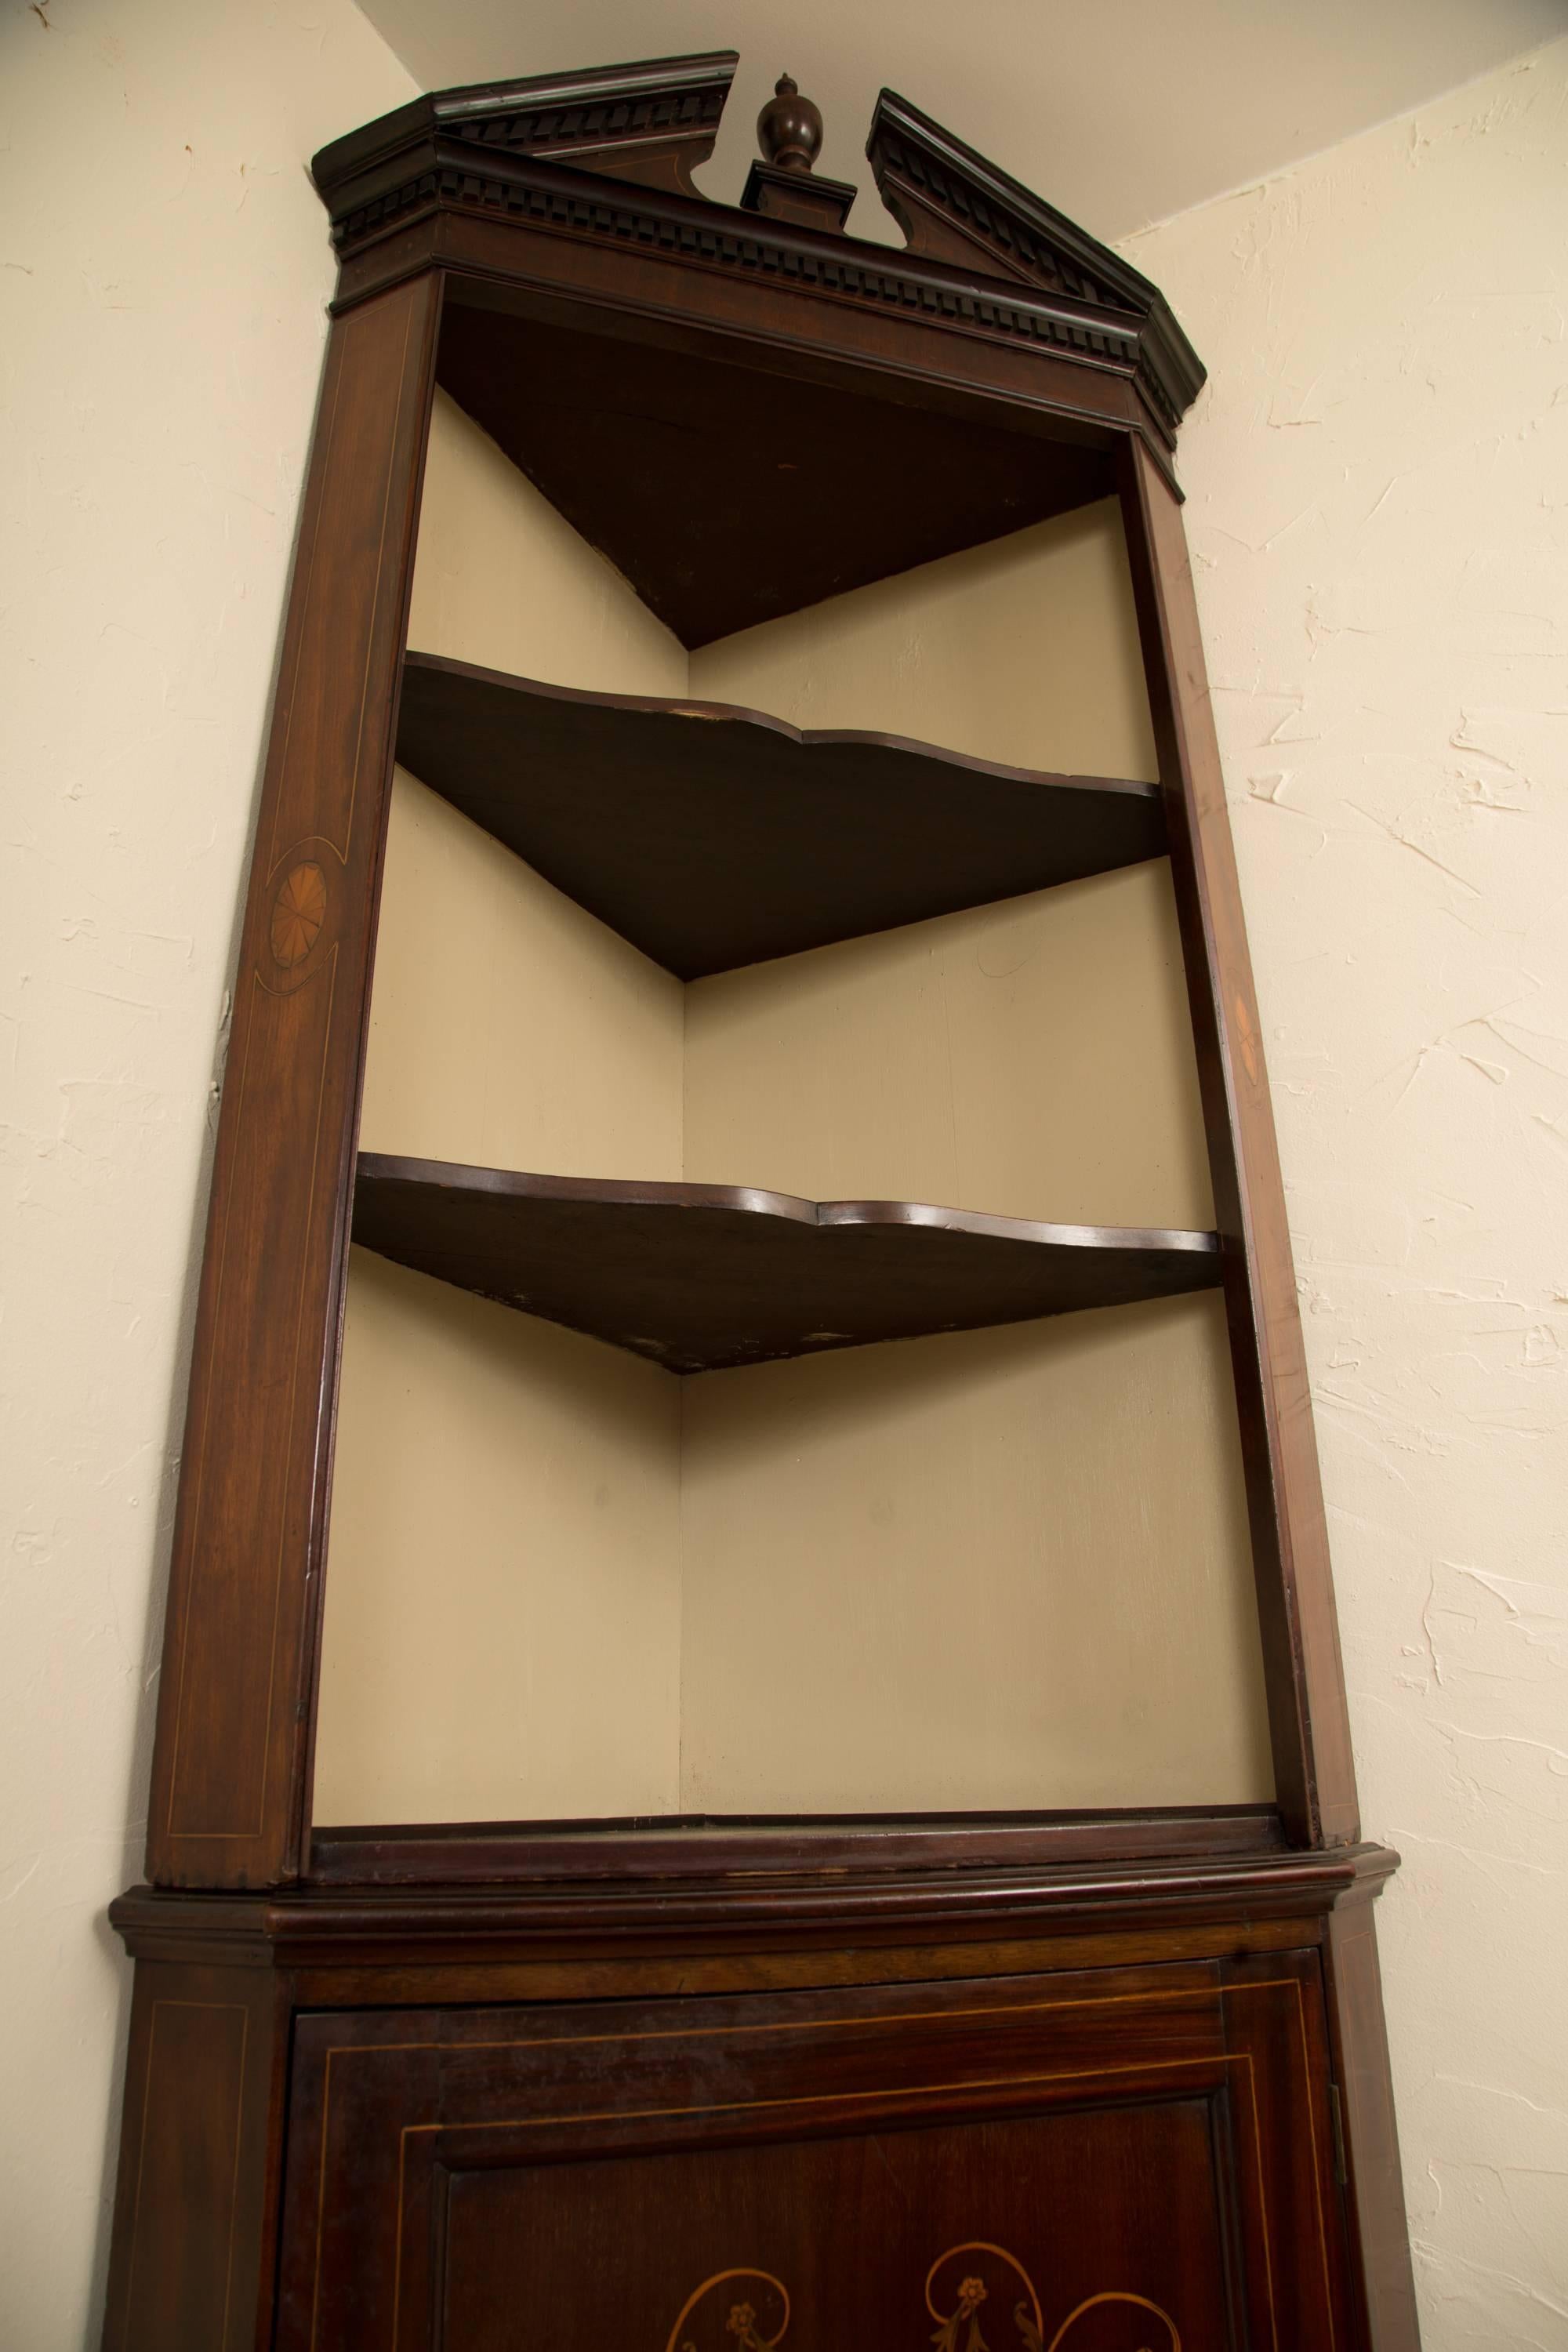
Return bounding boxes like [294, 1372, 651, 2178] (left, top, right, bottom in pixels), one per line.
[395, 652, 1168, 979]
[353, 1153, 1221, 1374]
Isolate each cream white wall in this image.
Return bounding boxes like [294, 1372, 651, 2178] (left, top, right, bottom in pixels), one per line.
[1120, 40, 1568, 2346]
[0, 2, 416, 2343]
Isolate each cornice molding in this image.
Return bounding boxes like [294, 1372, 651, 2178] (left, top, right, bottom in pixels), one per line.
[312, 50, 739, 205]
[320, 159, 1175, 446]
[866, 89, 1205, 430]
[311, 58, 1204, 443]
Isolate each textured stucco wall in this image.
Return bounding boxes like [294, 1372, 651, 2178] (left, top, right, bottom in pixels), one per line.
[0, 3, 416, 2343]
[1123, 41, 1568, 2346]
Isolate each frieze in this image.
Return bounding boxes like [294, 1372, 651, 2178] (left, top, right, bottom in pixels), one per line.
[326, 162, 1160, 403]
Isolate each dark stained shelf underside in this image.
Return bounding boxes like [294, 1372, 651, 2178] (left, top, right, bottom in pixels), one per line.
[437, 301, 1120, 648]
[354, 1155, 1221, 1374]
[396, 653, 1166, 980]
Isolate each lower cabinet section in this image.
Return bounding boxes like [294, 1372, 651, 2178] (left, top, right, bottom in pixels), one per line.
[274, 1951, 1348, 2350]
[106, 1855, 1421, 2349]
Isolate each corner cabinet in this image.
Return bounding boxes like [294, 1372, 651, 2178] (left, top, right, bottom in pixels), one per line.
[103, 53, 1421, 2351]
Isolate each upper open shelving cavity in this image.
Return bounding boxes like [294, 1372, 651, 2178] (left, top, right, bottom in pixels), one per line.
[435, 302, 1127, 649]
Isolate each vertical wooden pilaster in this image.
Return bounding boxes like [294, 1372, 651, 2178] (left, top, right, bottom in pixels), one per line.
[1120, 436, 1359, 1849]
[1323, 1887, 1422, 2349]
[146, 273, 441, 1889]
[102, 1958, 289, 2352]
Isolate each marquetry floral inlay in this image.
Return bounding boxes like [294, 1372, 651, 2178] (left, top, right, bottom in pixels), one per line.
[927, 2246, 1178, 2352]
[667, 2245, 1178, 2351]
[270, 861, 327, 967]
[931, 2271, 989, 2351]
[666, 2270, 790, 2352]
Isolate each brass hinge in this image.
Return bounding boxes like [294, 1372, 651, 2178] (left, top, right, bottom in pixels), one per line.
[1328, 2082, 1349, 2187]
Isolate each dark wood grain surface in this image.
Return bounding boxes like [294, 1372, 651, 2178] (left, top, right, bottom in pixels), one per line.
[100, 1959, 287, 2352]
[351, 1155, 1221, 1372]
[272, 1950, 1347, 2351]
[437, 299, 1117, 647]
[395, 652, 1165, 976]
[143, 273, 440, 1890]
[103, 1851, 1403, 2350]
[308, 1803, 1284, 1889]
[310, 53, 743, 205]
[1323, 1889, 1422, 2350]
[863, 88, 1203, 434]
[111, 1842, 1400, 1973]
[347, 206, 1158, 488]
[1120, 438, 1359, 1852]
[106, 53, 1417, 2339]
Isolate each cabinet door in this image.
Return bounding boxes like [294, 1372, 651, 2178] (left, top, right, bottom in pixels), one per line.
[277, 1951, 1348, 2350]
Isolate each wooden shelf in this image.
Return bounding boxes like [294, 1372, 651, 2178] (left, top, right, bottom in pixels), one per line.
[396, 652, 1167, 980]
[437, 303, 1120, 648]
[353, 1154, 1221, 1374]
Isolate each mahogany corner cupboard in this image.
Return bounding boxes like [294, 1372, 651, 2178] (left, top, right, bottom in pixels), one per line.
[101, 51, 1421, 2351]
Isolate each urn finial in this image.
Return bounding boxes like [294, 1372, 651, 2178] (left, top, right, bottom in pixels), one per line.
[757, 73, 823, 174]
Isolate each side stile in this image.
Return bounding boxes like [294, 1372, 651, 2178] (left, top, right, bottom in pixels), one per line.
[1323, 1882, 1422, 2350]
[145, 271, 442, 1889]
[100, 1957, 289, 2352]
[1118, 436, 1359, 1849]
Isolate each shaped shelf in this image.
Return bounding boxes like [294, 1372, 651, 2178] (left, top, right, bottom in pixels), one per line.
[396, 653, 1166, 980]
[436, 307, 1120, 648]
[353, 1154, 1221, 1374]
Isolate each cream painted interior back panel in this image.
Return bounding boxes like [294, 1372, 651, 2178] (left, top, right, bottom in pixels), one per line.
[688, 498, 1160, 783]
[314, 1250, 683, 1825]
[320, 399, 695, 1825]
[684, 862, 1213, 1231]
[678, 1291, 1272, 1813]
[358, 770, 684, 1180]
[408, 389, 687, 696]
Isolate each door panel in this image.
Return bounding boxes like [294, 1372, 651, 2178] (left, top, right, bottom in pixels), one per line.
[276, 1951, 1345, 2350]
[441, 2103, 1229, 2348]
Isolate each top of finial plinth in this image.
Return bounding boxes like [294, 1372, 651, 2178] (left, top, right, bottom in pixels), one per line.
[757, 71, 823, 173]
